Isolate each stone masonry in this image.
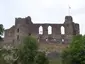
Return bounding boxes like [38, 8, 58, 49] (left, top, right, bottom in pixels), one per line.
[4, 16, 80, 44]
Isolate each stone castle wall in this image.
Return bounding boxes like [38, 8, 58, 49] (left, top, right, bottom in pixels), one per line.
[4, 16, 80, 44]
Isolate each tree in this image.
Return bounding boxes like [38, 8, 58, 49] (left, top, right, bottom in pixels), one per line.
[17, 36, 49, 64]
[34, 52, 49, 64]
[0, 36, 49, 64]
[0, 24, 4, 35]
[0, 48, 7, 64]
[62, 35, 85, 64]
[0, 45, 18, 64]
[0, 24, 4, 40]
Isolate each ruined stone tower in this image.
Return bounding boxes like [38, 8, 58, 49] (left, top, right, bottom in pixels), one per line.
[4, 16, 79, 44]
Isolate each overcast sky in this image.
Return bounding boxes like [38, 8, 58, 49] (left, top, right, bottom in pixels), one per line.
[0, 0, 85, 34]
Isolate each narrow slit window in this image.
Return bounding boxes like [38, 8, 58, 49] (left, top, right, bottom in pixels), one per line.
[17, 28, 19, 33]
[17, 35, 19, 40]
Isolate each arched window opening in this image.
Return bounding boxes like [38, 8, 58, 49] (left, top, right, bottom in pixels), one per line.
[61, 26, 65, 34]
[39, 26, 43, 34]
[48, 26, 52, 34]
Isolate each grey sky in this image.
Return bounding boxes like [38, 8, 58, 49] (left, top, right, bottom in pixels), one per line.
[0, 0, 85, 34]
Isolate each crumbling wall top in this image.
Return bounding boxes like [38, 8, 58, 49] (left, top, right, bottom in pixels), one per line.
[15, 16, 33, 26]
[65, 16, 73, 22]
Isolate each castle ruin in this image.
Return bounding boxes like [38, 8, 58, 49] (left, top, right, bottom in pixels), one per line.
[4, 16, 80, 44]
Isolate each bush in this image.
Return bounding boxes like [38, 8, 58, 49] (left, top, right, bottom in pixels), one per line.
[34, 52, 49, 64]
[0, 36, 49, 64]
[62, 35, 85, 64]
[17, 36, 49, 64]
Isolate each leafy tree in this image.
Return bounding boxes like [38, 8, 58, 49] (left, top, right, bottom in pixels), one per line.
[0, 36, 49, 64]
[0, 48, 7, 64]
[34, 52, 49, 64]
[0, 24, 4, 40]
[0, 24, 4, 35]
[62, 35, 85, 64]
[17, 36, 49, 64]
[0, 46, 18, 64]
